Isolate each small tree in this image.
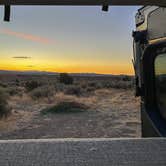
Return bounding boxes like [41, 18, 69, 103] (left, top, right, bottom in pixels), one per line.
[59, 73, 73, 85]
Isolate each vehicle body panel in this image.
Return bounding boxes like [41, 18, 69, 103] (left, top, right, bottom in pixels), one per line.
[134, 6, 166, 137]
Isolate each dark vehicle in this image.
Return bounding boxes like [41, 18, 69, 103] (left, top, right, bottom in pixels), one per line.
[133, 6, 166, 137]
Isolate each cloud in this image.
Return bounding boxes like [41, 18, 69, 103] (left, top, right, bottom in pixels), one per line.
[12, 56, 31, 59]
[0, 28, 54, 44]
[27, 65, 34, 67]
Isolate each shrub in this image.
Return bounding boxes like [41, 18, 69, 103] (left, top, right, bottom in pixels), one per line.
[0, 86, 21, 97]
[80, 82, 87, 89]
[100, 79, 134, 89]
[42, 101, 88, 114]
[30, 86, 54, 99]
[0, 81, 7, 88]
[15, 79, 20, 86]
[0, 87, 8, 95]
[122, 76, 132, 81]
[54, 83, 66, 92]
[88, 81, 97, 87]
[64, 86, 82, 96]
[86, 86, 96, 92]
[0, 89, 11, 118]
[7, 87, 20, 96]
[25, 80, 41, 91]
[59, 73, 73, 85]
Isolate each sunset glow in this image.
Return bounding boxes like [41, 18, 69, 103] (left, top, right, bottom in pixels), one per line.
[0, 6, 139, 75]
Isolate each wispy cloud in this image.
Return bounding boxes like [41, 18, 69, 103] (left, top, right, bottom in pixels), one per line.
[12, 56, 31, 59]
[0, 28, 54, 44]
[27, 65, 34, 67]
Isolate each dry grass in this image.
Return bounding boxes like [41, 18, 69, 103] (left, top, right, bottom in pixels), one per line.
[42, 101, 89, 114]
[0, 74, 140, 139]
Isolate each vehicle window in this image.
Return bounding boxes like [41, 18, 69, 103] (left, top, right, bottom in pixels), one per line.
[0, 6, 141, 139]
[155, 52, 166, 118]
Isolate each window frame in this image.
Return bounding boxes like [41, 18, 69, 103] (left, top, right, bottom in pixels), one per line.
[154, 47, 166, 119]
[142, 41, 166, 136]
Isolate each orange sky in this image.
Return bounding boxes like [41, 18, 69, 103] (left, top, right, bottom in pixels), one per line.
[0, 60, 134, 75]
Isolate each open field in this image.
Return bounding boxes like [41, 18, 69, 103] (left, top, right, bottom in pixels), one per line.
[0, 74, 141, 139]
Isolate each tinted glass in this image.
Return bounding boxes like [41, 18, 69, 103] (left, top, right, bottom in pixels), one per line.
[155, 52, 166, 119]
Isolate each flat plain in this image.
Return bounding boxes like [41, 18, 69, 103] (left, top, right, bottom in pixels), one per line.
[0, 74, 141, 139]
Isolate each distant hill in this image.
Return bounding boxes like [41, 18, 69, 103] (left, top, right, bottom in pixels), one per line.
[0, 70, 58, 76]
[0, 70, 132, 77]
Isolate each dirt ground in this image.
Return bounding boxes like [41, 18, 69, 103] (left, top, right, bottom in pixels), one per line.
[0, 88, 141, 139]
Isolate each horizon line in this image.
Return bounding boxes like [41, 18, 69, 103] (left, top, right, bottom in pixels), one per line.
[0, 69, 134, 76]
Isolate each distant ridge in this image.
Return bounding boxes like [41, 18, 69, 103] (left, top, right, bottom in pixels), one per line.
[0, 70, 58, 76]
[0, 70, 131, 77]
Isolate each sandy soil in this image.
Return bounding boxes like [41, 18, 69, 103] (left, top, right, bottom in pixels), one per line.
[0, 88, 141, 139]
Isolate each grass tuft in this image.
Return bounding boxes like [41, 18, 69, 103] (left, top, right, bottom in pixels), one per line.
[42, 101, 88, 114]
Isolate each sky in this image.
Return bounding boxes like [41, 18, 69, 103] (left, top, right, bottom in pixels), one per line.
[0, 6, 140, 75]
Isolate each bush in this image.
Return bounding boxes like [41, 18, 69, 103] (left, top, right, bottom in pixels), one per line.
[80, 82, 87, 89]
[7, 87, 20, 96]
[86, 86, 96, 92]
[54, 83, 66, 92]
[64, 86, 82, 96]
[0, 89, 11, 118]
[88, 81, 97, 87]
[100, 79, 134, 89]
[87, 81, 102, 90]
[30, 86, 54, 99]
[122, 76, 132, 81]
[0, 86, 21, 97]
[42, 101, 88, 114]
[59, 73, 73, 85]
[15, 79, 20, 86]
[0, 87, 9, 95]
[25, 80, 41, 91]
[0, 81, 7, 88]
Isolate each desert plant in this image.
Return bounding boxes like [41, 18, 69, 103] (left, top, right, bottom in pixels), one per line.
[87, 81, 102, 90]
[15, 79, 20, 86]
[42, 101, 88, 114]
[0, 81, 7, 88]
[7, 87, 20, 96]
[100, 79, 134, 89]
[86, 86, 96, 92]
[64, 86, 82, 96]
[122, 76, 132, 81]
[0, 89, 11, 118]
[25, 80, 41, 91]
[59, 73, 73, 85]
[88, 81, 97, 87]
[54, 82, 66, 92]
[0, 86, 22, 97]
[30, 86, 55, 99]
[80, 82, 87, 89]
